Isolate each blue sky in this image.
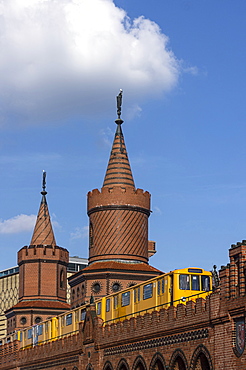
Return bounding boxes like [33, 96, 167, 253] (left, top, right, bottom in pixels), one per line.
[0, 0, 246, 273]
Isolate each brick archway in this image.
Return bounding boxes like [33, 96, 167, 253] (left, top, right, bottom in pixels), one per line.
[132, 355, 147, 370]
[149, 352, 166, 370]
[117, 358, 130, 370]
[169, 349, 188, 370]
[103, 361, 114, 370]
[190, 345, 213, 370]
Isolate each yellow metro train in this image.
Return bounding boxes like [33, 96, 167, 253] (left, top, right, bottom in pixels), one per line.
[0, 267, 212, 349]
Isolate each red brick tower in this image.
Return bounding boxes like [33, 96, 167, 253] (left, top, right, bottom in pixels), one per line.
[5, 172, 70, 333]
[69, 92, 162, 307]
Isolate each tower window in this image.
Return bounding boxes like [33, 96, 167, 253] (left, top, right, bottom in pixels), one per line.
[20, 317, 27, 325]
[89, 222, 94, 247]
[92, 282, 101, 293]
[60, 269, 65, 289]
[112, 282, 121, 292]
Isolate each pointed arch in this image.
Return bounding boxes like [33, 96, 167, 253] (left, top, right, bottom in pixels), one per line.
[132, 355, 147, 370]
[169, 349, 188, 370]
[190, 345, 213, 370]
[149, 352, 166, 370]
[103, 361, 114, 370]
[116, 358, 130, 370]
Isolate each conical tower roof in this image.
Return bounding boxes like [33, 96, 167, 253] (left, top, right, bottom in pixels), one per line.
[30, 172, 56, 246]
[103, 91, 135, 188]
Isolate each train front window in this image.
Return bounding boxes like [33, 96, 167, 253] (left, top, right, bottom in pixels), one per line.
[143, 283, 153, 300]
[28, 329, 32, 339]
[122, 291, 130, 306]
[202, 275, 211, 291]
[106, 298, 111, 312]
[179, 274, 190, 290]
[191, 275, 200, 290]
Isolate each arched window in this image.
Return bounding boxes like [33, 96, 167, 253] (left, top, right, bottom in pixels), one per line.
[190, 345, 213, 370]
[60, 269, 65, 289]
[150, 353, 166, 370]
[169, 349, 188, 370]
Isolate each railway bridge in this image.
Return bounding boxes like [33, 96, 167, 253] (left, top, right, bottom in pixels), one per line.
[1, 278, 246, 370]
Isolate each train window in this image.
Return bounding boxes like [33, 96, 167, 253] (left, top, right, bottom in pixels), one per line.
[179, 274, 190, 290]
[0, 340, 2, 345]
[66, 313, 72, 326]
[45, 322, 49, 332]
[188, 268, 203, 274]
[7, 337, 11, 343]
[28, 329, 32, 339]
[138, 287, 140, 302]
[75, 310, 79, 322]
[37, 325, 43, 336]
[143, 283, 153, 300]
[106, 298, 111, 312]
[61, 316, 65, 327]
[162, 279, 165, 294]
[202, 275, 211, 291]
[158, 279, 165, 295]
[191, 275, 200, 290]
[81, 309, 86, 321]
[20, 332, 22, 342]
[114, 295, 118, 309]
[97, 302, 101, 315]
[122, 291, 130, 307]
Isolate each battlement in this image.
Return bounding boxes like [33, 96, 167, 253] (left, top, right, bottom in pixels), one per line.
[87, 186, 150, 211]
[97, 294, 220, 348]
[18, 245, 69, 264]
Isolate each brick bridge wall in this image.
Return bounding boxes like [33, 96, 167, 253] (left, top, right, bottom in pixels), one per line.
[1, 291, 246, 370]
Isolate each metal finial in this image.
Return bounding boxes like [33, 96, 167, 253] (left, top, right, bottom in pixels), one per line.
[116, 89, 123, 119]
[42, 170, 46, 192]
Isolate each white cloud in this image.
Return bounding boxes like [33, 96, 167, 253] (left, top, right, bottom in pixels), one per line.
[153, 206, 162, 215]
[70, 226, 89, 240]
[98, 127, 114, 149]
[0, 214, 36, 234]
[0, 0, 180, 126]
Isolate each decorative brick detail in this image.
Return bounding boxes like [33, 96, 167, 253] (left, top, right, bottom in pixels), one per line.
[104, 329, 209, 356]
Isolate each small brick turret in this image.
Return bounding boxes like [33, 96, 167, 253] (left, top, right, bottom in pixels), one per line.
[5, 173, 70, 333]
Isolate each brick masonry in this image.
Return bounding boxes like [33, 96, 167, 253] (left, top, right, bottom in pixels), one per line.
[1, 273, 246, 370]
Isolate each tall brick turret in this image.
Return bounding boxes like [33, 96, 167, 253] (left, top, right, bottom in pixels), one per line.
[5, 172, 70, 333]
[87, 119, 151, 264]
[69, 92, 162, 308]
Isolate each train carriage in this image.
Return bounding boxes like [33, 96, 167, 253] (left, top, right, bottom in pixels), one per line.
[1, 266, 213, 349]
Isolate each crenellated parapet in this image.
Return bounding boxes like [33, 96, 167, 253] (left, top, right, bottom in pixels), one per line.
[18, 245, 69, 265]
[96, 294, 220, 347]
[87, 187, 150, 213]
[87, 186, 151, 264]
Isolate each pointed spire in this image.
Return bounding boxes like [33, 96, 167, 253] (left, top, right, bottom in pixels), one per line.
[30, 171, 56, 246]
[103, 91, 135, 188]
